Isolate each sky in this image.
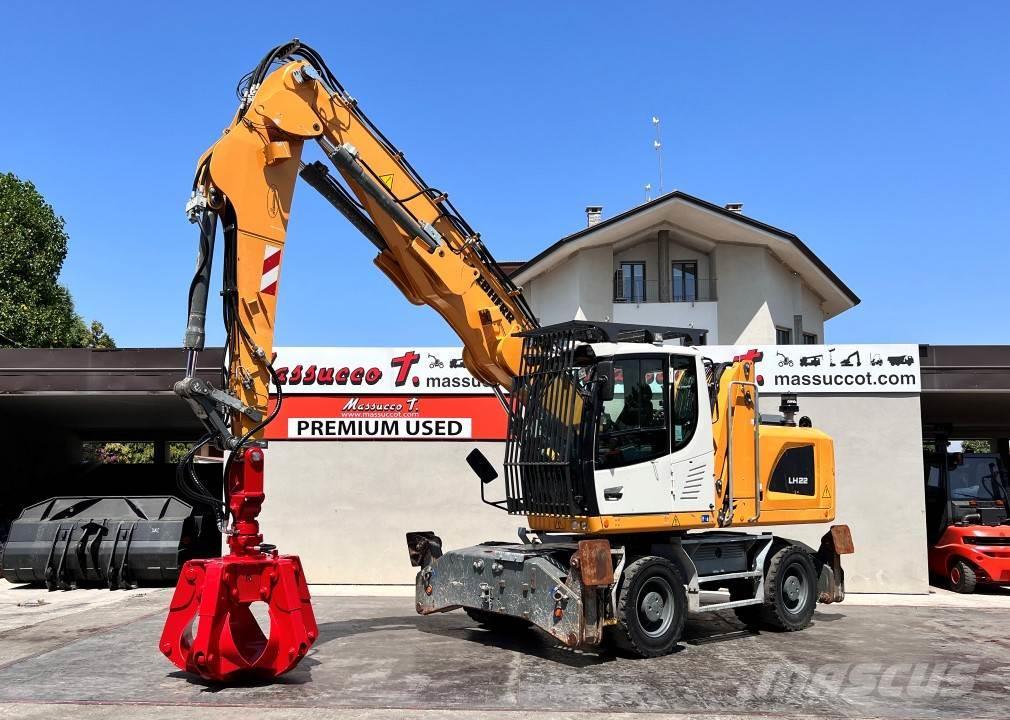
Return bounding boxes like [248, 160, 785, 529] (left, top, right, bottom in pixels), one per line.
[2, 2, 1008, 348]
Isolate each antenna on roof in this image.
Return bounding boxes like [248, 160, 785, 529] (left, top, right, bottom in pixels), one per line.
[652, 116, 664, 194]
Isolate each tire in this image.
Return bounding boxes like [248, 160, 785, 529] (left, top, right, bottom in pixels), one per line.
[464, 607, 530, 632]
[728, 581, 763, 628]
[760, 545, 818, 632]
[949, 559, 977, 594]
[611, 556, 687, 657]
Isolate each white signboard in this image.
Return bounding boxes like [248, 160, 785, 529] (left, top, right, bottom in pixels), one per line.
[287, 417, 472, 439]
[272, 343, 920, 397]
[271, 347, 494, 395]
[705, 344, 920, 394]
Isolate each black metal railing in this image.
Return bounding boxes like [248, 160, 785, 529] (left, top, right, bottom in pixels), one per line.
[503, 327, 597, 517]
[613, 276, 717, 303]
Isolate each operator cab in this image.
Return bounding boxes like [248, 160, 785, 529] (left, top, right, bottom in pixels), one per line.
[587, 341, 712, 517]
[924, 445, 1010, 544]
[494, 321, 715, 522]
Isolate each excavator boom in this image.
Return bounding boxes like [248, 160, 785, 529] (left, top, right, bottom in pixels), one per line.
[178, 41, 534, 447]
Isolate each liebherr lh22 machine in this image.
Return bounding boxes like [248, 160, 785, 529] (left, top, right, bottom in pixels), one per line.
[161, 40, 853, 682]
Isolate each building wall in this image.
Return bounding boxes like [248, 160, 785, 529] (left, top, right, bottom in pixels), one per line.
[612, 301, 719, 344]
[525, 246, 613, 325]
[714, 245, 826, 344]
[259, 441, 516, 585]
[757, 392, 928, 594]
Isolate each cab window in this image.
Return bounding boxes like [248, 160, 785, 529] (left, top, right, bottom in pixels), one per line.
[596, 357, 668, 470]
[670, 355, 698, 451]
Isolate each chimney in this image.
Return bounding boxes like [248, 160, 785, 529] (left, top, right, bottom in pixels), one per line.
[585, 206, 603, 227]
[724, 202, 744, 214]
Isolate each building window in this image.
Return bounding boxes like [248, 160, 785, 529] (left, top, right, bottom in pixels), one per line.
[671, 261, 698, 302]
[776, 327, 792, 345]
[803, 332, 818, 345]
[614, 262, 645, 302]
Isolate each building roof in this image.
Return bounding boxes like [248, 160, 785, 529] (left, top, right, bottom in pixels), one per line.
[511, 191, 860, 317]
[0, 347, 224, 439]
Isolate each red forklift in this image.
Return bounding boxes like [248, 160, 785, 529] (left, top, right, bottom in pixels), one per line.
[923, 439, 1010, 593]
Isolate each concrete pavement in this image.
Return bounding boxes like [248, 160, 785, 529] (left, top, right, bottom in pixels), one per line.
[0, 587, 1009, 719]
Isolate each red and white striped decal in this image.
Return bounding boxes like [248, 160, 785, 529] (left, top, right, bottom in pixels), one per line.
[260, 246, 281, 296]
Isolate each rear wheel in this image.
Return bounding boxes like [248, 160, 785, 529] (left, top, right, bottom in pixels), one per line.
[611, 556, 687, 657]
[949, 559, 977, 594]
[760, 545, 817, 631]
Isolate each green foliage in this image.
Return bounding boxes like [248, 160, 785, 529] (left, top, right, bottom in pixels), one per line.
[85, 442, 155, 464]
[82, 441, 194, 464]
[961, 439, 993, 454]
[0, 172, 115, 348]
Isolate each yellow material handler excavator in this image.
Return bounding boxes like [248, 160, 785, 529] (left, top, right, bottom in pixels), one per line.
[160, 40, 853, 682]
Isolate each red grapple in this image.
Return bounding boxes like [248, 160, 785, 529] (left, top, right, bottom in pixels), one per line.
[160, 447, 318, 681]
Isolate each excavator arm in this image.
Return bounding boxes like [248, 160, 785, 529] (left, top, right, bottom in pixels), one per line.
[164, 41, 540, 682]
[178, 40, 535, 446]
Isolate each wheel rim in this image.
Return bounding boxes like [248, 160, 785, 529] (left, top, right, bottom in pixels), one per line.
[636, 577, 675, 638]
[950, 565, 961, 585]
[780, 563, 810, 615]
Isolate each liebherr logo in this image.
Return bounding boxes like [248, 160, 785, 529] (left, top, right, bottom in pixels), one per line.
[475, 274, 516, 323]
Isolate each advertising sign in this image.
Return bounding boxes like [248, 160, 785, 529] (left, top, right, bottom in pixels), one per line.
[273, 344, 920, 397]
[705, 344, 920, 394]
[264, 395, 508, 441]
[271, 347, 494, 395]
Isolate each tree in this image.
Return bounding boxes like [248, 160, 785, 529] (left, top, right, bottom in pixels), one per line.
[0, 172, 114, 348]
[961, 439, 992, 454]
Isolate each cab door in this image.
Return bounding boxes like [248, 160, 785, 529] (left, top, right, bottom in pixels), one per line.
[667, 355, 715, 514]
[594, 355, 674, 515]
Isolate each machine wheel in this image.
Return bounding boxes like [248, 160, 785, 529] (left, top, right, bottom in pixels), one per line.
[611, 556, 687, 657]
[760, 545, 817, 631]
[949, 559, 977, 594]
[464, 607, 530, 632]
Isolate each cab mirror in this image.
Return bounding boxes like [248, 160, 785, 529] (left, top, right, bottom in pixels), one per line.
[597, 360, 615, 402]
[466, 448, 498, 485]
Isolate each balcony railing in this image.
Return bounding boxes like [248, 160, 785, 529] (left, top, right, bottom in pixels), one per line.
[613, 276, 717, 303]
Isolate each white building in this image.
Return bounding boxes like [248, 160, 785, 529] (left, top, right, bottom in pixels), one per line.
[505, 193, 860, 345]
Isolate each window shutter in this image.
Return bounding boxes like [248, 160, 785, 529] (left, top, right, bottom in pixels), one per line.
[614, 268, 624, 301]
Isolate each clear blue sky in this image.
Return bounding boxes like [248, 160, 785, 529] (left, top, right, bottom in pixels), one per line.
[4, 3, 1008, 347]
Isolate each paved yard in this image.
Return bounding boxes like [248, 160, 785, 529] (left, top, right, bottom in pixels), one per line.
[0, 585, 1008, 719]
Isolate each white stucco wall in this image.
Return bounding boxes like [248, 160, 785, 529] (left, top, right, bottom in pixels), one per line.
[259, 441, 516, 585]
[525, 247, 614, 325]
[612, 301, 719, 344]
[714, 245, 826, 344]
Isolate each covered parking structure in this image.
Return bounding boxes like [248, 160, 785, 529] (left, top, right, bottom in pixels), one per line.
[920, 345, 1010, 447]
[0, 347, 224, 543]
